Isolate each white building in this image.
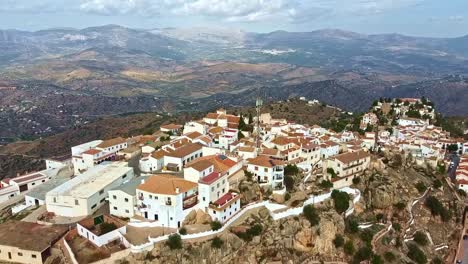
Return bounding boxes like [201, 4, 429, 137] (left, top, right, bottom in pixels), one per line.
[247, 156, 284, 189]
[139, 149, 167, 173]
[183, 121, 207, 135]
[135, 174, 198, 228]
[164, 143, 203, 172]
[46, 162, 134, 217]
[77, 215, 127, 247]
[323, 150, 371, 189]
[108, 177, 148, 218]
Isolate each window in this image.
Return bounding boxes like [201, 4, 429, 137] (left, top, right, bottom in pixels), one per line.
[125, 210, 129, 213]
[18, 252, 23, 256]
[42, 180, 45, 182]
[264, 168, 268, 173]
[53, 197, 57, 203]
[113, 207, 117, 210]
[170, 217, 173, 220]
[99, 190, 104, 195]
[125, 198, 129, 202]
[211, 187, 214, 191]
[149, 195, 153, 199]
[32, 254, 37, 258]
[203, 197, 206, 201]
[100, 198, 105, 203]
[122, 174, 127, 179]
[255, 166, 258, 171]
[113, 195, 116, 199]
[32, 182, 35, 186]
[91, 204, 97, 209]
[75, 199, 79, 205]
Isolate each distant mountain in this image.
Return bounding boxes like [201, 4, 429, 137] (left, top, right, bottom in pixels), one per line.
[0, 25, 467, 140]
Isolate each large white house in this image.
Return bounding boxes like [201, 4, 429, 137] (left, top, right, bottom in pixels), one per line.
[322, 150, 371, 189]
[46, 162, 134, 217]
[135, 174, 198, 228]
[108, 176, 149, 218]
[246, 156, 285, 189]
[163, 143, 203, 172]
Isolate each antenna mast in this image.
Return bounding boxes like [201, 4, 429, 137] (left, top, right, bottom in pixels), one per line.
[255, 96, 263, 152]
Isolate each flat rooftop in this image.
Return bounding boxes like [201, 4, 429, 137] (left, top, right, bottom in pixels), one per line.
[47, 162, 132, 199]
[0, 221, 68, 252]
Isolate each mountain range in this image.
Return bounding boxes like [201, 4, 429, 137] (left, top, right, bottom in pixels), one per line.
[0, 25, 467, 139]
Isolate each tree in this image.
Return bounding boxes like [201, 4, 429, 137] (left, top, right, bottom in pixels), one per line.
[437, 164, 446, 174]
[331, 190, 350, 214]
[413, 231, 428, 246]
[416, 182, 427, 194]
[303, 205, 320, 226]
[371, 255, 384, 264]
[284, 175, 295, 191]
[333, 234, 344, 248]
[211, 220, 222, 231]
[393, 223, 401, 232]
[344, 240, 355, 255]
[166, 234, 183, 250]
[327, 168, 337, 178]
[319, 180, 333, 189]
[211, 237, 224, 249]
[407, 243, 427, 264]
[178, 227, 187, 235]
[425, 196, 451, 222]
[384, 251, 396, 262]
[244, 170, 253, 181]
[237, 130, 245, 139]
[238, 115, 247, 131]
[447, 144, 458, 152]
[394, 202, 406, 211]
[353, 246, 372, 263]
[352, 177, 361, 185]
[346, 218, 359, 233]
[433, 179, 442, 189]
[360, 229, 374, 245]
[248, 113, 253, 124]
[284, 164, 299, 176]
[431, 257, 443, 264]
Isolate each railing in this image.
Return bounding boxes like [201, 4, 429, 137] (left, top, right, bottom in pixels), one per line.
[343, 162, 364, 170]
[183, 197, 198, 210]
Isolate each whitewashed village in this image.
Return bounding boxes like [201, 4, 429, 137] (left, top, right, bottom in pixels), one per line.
[0, 97, 467, 264]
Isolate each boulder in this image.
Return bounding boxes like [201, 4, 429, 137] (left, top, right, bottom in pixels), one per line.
[182, 210, 197, 225]
[272, 193, 285, 204]
[240, 181, 261, 204]
[195, 209, 212, 224]
[287, 191, 307, 206]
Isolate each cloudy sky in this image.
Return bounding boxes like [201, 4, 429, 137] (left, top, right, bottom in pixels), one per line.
[0, 0, 467, 37]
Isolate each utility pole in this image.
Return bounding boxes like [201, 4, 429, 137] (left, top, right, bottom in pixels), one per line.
[255, 96, 263, 154]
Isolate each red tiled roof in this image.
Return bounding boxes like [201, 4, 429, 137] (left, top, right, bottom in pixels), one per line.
[199, 172, 222, 185]
[213, 192, 234, 206]
[83, 149, 101, 155]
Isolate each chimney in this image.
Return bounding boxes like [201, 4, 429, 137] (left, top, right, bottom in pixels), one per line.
[141, 179, 145, 184]
[176, 187, 180, 194]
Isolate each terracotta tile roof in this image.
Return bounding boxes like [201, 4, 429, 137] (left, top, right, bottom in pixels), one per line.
[261, 148, 280, 156]
[271, 136, 290, 145]
[185, 155, 238, 174]
[226, 115, 240, 123]
[0, 221, 68, 252]
[97, 137, 127, 148]
[171, 138, 190, 149]
[167, 143, 202, 158]
[138, 174, 197, 195]
[187, 160, 213, 171]
[227, 123, 239, 129]
[83, 149, 101, 155]
[238, 146, 255, 152]
[152, 149, 169, 159]
[184, 131, 203, 140]
[199, 172, 222, 185]
[334, 150, 370, 164]
[206, 113, 219, 119]
[160, 123, 183, 130]
[248, 156, 284, 168]
[208, 126, 224, 134]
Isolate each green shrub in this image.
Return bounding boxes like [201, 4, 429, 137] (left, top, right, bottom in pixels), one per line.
[413, 231, 428, 246]
[100, 222, 118, 235]
[394, 202, 406, 210]
[407, 243, 427, 264]
[352, 177, 361, 185]
[166, 234, 182, 250]
[284, 164, 299, 176]
[371, 255, 384, 264]
[211, 237, 224, 249]
[360, 229, 374, 245]
[344, 240, 355, 255]
[331, 190, 350, 214]
[210, 220, 222, 231]
[433, 179, 442, 189]
[303, 205, 320, 226]
[333, 234, 344, 248]
[416, 182, 427, 194]
[346, 218, 359, 234]
[178, 227, 187, 235]
[425, 196, 451, 222]
[248, 224, 263, 237]
[384, 251, 396, 262]
[284, 175, 295, 191]
[431, 257, 443, 264]
[319, 180, 333, 189]
[392, 223, 401, 232]
[353, 246, 372, 263]
[285, 193, 291, 201]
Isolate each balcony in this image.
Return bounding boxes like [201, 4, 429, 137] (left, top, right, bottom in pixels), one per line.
[274, 175, 283, 182]
[183, 196, 198, 210]
[274, 166, 284, 172]
[165, 199, 172, 206]
[136, 203, 149, 212]
[209, 192, 239, 209]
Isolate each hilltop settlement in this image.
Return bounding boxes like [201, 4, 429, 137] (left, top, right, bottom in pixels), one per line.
[0, 97, 467, 264]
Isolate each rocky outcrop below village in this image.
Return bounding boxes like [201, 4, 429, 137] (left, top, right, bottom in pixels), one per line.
[118, 150, 463, 264]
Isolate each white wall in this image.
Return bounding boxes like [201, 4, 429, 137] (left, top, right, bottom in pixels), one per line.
[109, 190, 135, 218]
[209, 198, 240, 223]
[77, 223, 127, 247]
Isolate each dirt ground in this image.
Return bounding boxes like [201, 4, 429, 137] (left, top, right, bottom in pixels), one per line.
[125, 225, 177, 245]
